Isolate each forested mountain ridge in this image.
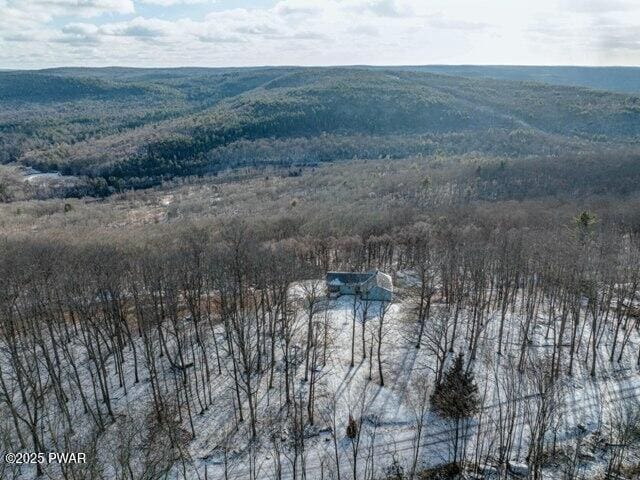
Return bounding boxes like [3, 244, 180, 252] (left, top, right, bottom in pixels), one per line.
[2, 67, 640, 192]
[397, 65, 640, 95]
[30, 64, 640, 95]
[0, 72, 154, 102]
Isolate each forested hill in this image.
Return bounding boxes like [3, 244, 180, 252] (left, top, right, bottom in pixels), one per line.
[394, 65, 640, 95]
[0, 72, 152, 102]
[2, 66, 640, 191]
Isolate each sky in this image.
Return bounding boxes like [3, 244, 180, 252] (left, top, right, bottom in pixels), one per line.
[1, 0, 639, 69]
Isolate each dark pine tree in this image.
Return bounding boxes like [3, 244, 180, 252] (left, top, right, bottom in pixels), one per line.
[430, 353, 480, 466]
[346, 414, 358, 439]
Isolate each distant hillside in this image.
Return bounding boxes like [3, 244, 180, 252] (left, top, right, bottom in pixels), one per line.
[0, 72, 150, 102]
[40, 65, 640, 95]
[1, 66, 639, 193]
[396, 65, 640, 95]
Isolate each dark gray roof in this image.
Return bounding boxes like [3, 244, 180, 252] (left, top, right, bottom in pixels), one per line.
[326, 272, 374, 285]
[326, 271, 393, 292]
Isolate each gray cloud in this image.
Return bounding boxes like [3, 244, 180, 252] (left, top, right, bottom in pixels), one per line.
[235, 24, 280, 36]
[62, 23, 98, 35]
[53, 34, 101, 44]
[196, 33, 247, 44]
[3, 33, 38, 42]
[54, 24, 101, 44]
[107, 24, 167, 37]
[100, 18, 173, 38]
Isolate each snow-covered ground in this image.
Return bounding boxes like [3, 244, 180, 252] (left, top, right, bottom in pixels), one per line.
[211, 294, 640, 480]
[2, 281, 640, 479]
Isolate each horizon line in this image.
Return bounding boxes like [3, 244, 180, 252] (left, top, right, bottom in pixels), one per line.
[2, 63, 640, 72]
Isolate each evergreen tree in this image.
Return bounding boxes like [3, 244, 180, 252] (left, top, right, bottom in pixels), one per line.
[430, 353, 480, 465]
[346, 414, 358, 439]
[574, 210, 598, 239]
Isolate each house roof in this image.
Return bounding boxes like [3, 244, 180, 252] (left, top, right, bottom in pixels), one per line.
[326, 270, 393, 292]
[326, 272, 373, 285]
[373, 271, 393, 292]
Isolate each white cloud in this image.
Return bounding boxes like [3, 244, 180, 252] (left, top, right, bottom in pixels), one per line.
[0, 0, 639, 68]
[526, 0, 640, 62]
[273, 0, 322, 17]
[559, 0, 636, 14]
[426, 12, 489, 31]
[7, 0, 134, 17]
[138, 0, 212, 6]
[348, 24, 379, 37]
[347, 0, 414, 18]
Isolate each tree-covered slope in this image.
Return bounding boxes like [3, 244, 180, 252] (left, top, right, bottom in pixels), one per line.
[2, 67, 640, 190]
[398, 65, 640, 95]
[0, 72, 154, 102]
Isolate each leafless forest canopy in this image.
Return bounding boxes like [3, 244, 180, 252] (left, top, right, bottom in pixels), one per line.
[1, 66, 640, 479]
